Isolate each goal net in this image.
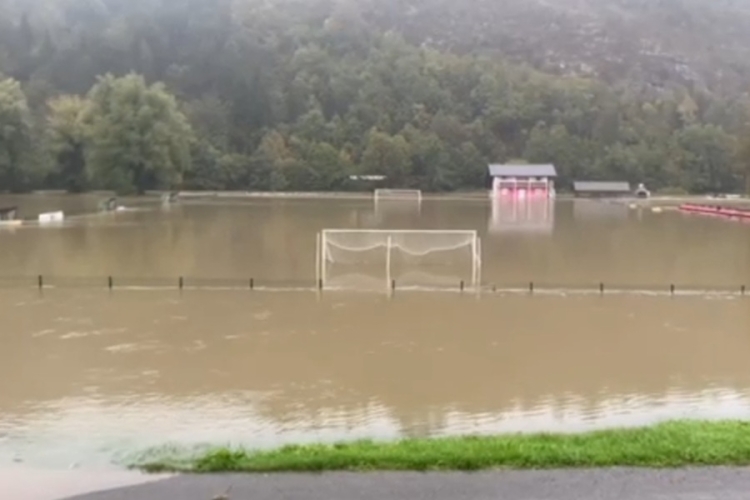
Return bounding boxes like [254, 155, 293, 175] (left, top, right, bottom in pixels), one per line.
[373, 189, 423, 202]
[316, 229, 481, 292]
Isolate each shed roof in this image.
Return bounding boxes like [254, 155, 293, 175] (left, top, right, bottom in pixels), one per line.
[488, 164, 557, 178]
[573, 181, 632, 193]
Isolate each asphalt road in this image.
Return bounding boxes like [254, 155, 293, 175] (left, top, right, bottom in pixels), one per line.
[62, 468, 750, 500]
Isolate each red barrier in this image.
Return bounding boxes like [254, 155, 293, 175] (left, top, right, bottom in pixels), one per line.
[679, 203, 750, 220]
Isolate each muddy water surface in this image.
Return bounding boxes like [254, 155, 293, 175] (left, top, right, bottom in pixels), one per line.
[1, 195, 750, 498]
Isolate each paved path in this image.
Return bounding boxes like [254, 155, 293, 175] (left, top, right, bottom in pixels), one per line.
[62, 468, 750, 500]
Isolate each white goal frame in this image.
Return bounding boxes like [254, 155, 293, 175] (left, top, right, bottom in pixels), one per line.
[373, 189, 423, 203]
[315, 229, 482, 292]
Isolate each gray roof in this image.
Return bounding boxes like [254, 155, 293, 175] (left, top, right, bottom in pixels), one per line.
[573, 181, 632, 193]
[488, 164, 557, 178]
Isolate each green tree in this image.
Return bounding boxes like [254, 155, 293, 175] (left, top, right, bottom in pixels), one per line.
[183, 95, 231, 152]
[254, 130, 293, 191]
[47, 94, 88, 192]
[523, 122, 599, 186]
[83, 73, 193, 194]
[360, 129, 411, 185]
[675, 125, 738, 194]
[0, 77, 32, 191]
[738, 132, 750, 195]
[402, 125, 450, 190]
[184, 139, 223, 190]
[0, 0, 750, 194]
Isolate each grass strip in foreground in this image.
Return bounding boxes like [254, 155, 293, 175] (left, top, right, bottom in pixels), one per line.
[136, 420, 750, 473]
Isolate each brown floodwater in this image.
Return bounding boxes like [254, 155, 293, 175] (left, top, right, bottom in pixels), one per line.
[1, 194, 750, 498]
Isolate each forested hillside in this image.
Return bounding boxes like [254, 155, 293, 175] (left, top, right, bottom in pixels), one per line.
[0, 0, 749, 194]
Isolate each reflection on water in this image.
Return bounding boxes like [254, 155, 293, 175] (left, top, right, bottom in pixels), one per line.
[374, 197, 423, 216]
[0, 195, 750, 495]
[572, 199, 630, 221]
[489, 195, 554, 234]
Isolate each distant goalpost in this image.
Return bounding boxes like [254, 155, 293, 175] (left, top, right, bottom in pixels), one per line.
[315, 229, 482, 292]
[373, 189, 423, 203]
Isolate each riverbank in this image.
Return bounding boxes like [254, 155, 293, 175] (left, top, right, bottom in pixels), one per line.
[170, 190, 491, 201]
[17, 188, 750, 206]
[134, 420, 750, 473]
[145, 191, 750, 209]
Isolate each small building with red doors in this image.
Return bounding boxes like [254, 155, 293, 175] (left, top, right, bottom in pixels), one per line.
[489, 164, 557, 198]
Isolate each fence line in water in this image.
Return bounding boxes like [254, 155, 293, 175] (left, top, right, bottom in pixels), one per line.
[0, 275, 746, 298]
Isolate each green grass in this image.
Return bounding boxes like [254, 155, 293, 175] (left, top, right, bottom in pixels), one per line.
[133, 420, 750, 473]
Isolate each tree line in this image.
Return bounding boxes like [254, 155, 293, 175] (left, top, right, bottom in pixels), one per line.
[0, 0, 749, 195]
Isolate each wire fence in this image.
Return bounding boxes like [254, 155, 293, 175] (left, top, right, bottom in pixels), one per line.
[0, 275, 746, 298]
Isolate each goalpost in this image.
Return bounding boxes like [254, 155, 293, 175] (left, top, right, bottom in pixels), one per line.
[316, 229, 482, 292]
[373, 189, 423, 203]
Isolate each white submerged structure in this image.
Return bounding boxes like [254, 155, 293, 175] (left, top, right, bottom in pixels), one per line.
[373, 189, 423, 203]
[316, 229, 481, 293]
[38, 211, 64, 224]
